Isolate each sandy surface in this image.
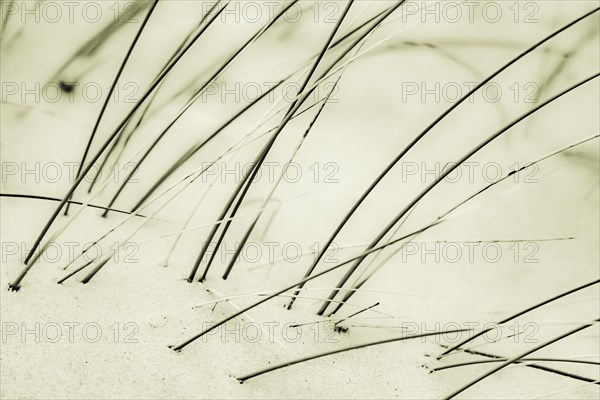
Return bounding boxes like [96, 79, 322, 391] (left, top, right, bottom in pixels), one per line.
[1, 1, 599, 398]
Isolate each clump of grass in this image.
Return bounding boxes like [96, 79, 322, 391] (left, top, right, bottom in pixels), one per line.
[442, 319, 599, 399]
[3, 1, 599, 398]
[435, 345, 599, 386]
[11, 0, 232, 279]
[438, 278, 600, 359]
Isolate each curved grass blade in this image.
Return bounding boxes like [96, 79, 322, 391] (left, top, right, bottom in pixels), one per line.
[438, 278, 600, 358]
[15, 1, 231, 286]
[191, 0, 358, 282]
[194, 0, 410, 282]
[0, 193, 149, 218]
[316, 72, 600, 315]
[328, 134, 600, 314]
[237, 329, 469, 382]
[432, 357, 600, 372]
[86, 1, 226, 194]
[220, 77, 341, 280]
[59, 118, 280, 275]
[438, 344, 600, 385]
[130, 79, 285, 212]
[289, 7, 600, 311]
[102, 1, 301, 216]
[443, 319, 599, 399]
[171, 221, 442, 351]
[64, 0, 160, 215]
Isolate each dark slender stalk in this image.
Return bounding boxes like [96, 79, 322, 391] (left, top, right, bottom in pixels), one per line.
[184, 94, 327, 282]
[187, 145, 264, 282]
[196, 0, 409, 282]
[102, 1, 301, 216]
[438, 278, 600, 358]
[290, 7, 600, 311]
[64, 0, 160, 215]
[329, 134, 600, 314]
[197, 160, 261, 281]
[221, 77, 341, 280]
[193, 0, 357, 281]
[130, 79, 285, 212]
[440, 136, 600, 219]
[86, 1, 224, 193]
[335, 302, 379, 327]
[130, 5, 382, 211]
[433, 357, 600, 372]
[438, 344, 600, 385]
[12, 2, 230, 290]
[136, 1, 405, 217]
[62, 140, 243, 276]
[171, 221, 442, 351]
[237, 329, 468, 382]
[0, 193, 148, 217]
[56, 259, 95, 284]
[317, 72, 600, 316]
[80, 256, 112, 284]
[75, 163, 213, 283]
[88, 61, 170, 194]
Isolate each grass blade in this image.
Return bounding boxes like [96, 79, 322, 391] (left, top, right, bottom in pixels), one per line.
[237, 329, 469, 382]
[443, 320, 599, 399]
[316, 72, 600, 315]
[291, 7, 600, 311]
[171, 221, 441, 351]
[329, 134, 600, 314]
[15, 1, 230, 283]
[64, 0, 160, 215]
[438, 278, 600, 358]
[191, 0, 357, 282]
